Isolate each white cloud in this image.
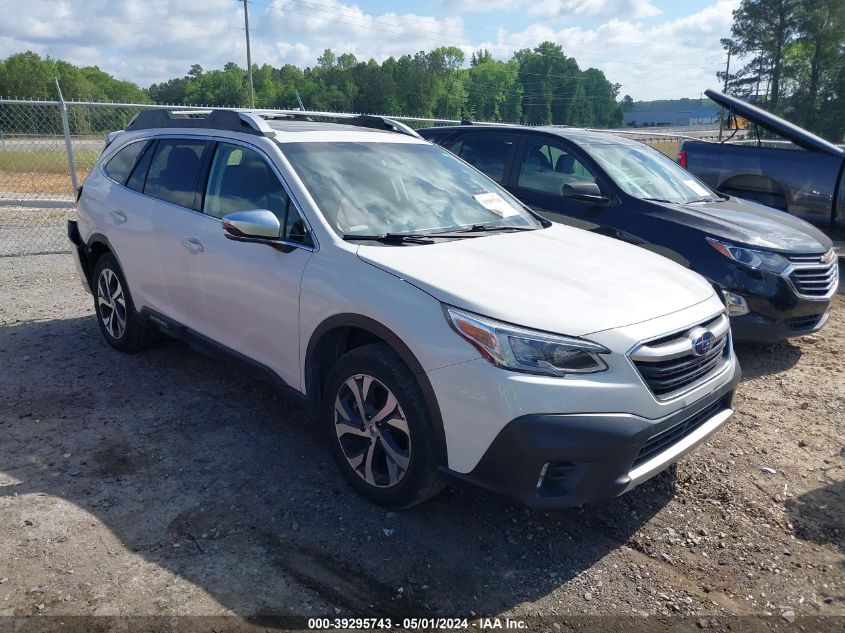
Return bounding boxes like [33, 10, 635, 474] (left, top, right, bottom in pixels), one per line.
[445, 0, 515, 11]
[485, 0, 738, 99]
[0, 0, 738, 101]
[528, 0, 661, 20]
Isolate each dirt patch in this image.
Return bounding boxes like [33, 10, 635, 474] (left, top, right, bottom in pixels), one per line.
[0, 172, 85, 197]
[0, 254, 842, 625]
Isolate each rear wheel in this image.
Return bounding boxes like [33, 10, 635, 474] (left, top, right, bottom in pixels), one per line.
[322, 343, 444, 508]
[92, 253, 149, 352]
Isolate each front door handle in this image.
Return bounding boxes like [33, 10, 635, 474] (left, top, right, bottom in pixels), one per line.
[110, 210, 127, 224]
[182, 237, 205, 254]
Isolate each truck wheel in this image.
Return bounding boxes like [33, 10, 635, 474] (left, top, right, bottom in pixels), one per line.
[322, 343, 444, 508]
[92, 253, 150, 352]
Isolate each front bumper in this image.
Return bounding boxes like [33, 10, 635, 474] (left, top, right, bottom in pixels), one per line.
[720, 266, 836, 342]
[731, 304, 832, 342]
[441, 367, 740, 509]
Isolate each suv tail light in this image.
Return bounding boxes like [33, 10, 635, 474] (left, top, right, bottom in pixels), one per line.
[677, 150, 688, 169]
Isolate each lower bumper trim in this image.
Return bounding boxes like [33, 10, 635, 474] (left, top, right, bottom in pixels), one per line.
[440, 369, 740, 509]
[625, 407, 733, 490]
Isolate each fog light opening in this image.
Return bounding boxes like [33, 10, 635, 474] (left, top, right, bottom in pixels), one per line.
[723, 291, 749, 317]
[536, 462, 549, 489]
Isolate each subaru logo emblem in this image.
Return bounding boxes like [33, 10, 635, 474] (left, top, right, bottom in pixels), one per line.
[689, 328, 715, 356]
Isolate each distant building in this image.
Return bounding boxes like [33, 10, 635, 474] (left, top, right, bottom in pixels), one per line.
[623, 107, 720, 128]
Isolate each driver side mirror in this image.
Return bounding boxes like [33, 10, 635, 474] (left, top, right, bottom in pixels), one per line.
[562, 182, 609, 204]
[222, 210, 282, 245]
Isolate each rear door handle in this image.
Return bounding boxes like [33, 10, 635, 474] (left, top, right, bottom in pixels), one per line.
[110, 210, 127, 224]
[182, 237, 204, 254]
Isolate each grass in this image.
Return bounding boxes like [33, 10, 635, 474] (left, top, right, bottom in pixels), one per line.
[0, 147, 100, 175]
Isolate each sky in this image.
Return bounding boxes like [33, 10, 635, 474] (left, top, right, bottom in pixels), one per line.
[0, 0, 740, 101]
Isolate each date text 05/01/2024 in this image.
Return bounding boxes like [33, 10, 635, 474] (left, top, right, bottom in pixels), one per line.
[306, 617, 526, 630]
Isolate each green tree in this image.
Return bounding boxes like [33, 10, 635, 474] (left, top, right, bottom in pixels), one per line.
[728, 0, 799, 111]
[465, 58, 519, 121]
[0, 51, 54, 98]
[785, 0, 844, 130]
[515, 42, 582, 126]
[0, 45, 626, 131]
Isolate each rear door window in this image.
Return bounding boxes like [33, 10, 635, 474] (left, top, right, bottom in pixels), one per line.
[451, 134, 516, 183]
[143, 139, 209, 208]
[125, 141, 156, 193]
[104, 140, 147, 185]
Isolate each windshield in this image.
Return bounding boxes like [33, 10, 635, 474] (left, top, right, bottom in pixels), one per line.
[585, 142, 718, 204]
[281, 141, 540, 236]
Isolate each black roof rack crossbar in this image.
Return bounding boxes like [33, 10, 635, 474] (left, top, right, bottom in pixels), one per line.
[125, 109, 275, 137]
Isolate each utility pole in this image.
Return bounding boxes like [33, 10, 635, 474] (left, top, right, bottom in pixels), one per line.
[719, 42, 732, 141]
[242, 0, 255, 108]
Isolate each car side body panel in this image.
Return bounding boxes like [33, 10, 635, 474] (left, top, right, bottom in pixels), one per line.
[682, 140, 844, 230]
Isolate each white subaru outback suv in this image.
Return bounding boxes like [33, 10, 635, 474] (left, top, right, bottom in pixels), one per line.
[69, 109, 740, 509]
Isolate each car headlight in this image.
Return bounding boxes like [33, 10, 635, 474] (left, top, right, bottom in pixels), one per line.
[707, 238, 789, 273]
[443, 306, 609, 376]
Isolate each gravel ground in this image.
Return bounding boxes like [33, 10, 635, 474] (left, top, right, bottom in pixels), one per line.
[0, 254, 843, 630]
[0, 205, 74, 256]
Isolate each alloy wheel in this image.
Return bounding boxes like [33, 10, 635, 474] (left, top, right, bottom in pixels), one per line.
[334, 374, 411, 488]
[97, 268, 127, 340]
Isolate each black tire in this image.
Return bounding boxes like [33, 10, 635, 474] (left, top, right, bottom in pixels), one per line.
[322, 343, 444, 508]
[92, 252, 150, 353]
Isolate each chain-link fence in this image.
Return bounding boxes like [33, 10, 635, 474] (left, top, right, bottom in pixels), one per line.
[0, 100, 151, 255]
[0, 98, 723, 256]
[0, 99, 466, 256]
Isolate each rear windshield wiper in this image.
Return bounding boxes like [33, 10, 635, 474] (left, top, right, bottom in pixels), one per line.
[342, 233, 436, 244]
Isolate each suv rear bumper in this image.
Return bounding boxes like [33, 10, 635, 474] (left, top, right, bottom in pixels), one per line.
[67, 220, 92, 294]
[441, 367, 740, 509]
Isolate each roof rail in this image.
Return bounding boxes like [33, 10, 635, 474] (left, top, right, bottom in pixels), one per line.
[124, 108, 422, 139]
[125, 109, 276, 137]
[345, 115, 422, 139]
[458, 119, 515, 127]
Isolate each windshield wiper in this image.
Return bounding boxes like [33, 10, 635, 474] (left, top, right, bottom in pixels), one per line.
[687, 197, 719, 203]
[343, 224, 537, 244]
[342, 232, 436, 244]
[430, 224, 537, 235]
[641, 197, 676, 204]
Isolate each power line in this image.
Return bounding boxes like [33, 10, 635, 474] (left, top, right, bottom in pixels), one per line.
[4, 11, 244, 31]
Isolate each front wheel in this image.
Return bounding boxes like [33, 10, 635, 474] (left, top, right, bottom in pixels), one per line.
[322, 343, 444, 508]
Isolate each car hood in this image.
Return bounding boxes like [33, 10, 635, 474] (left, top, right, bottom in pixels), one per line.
[356, 224, 715, 337]
[657, 196, 833, 252]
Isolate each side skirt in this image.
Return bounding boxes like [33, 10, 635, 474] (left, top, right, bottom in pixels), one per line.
[139, 307, 307, 407]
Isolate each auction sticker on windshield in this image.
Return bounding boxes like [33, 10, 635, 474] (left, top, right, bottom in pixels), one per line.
[474, 192, 520, 217]
[684, 179, 710, 197]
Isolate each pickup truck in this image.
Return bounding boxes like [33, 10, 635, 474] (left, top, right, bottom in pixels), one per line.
[678, 89, 844, 238]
